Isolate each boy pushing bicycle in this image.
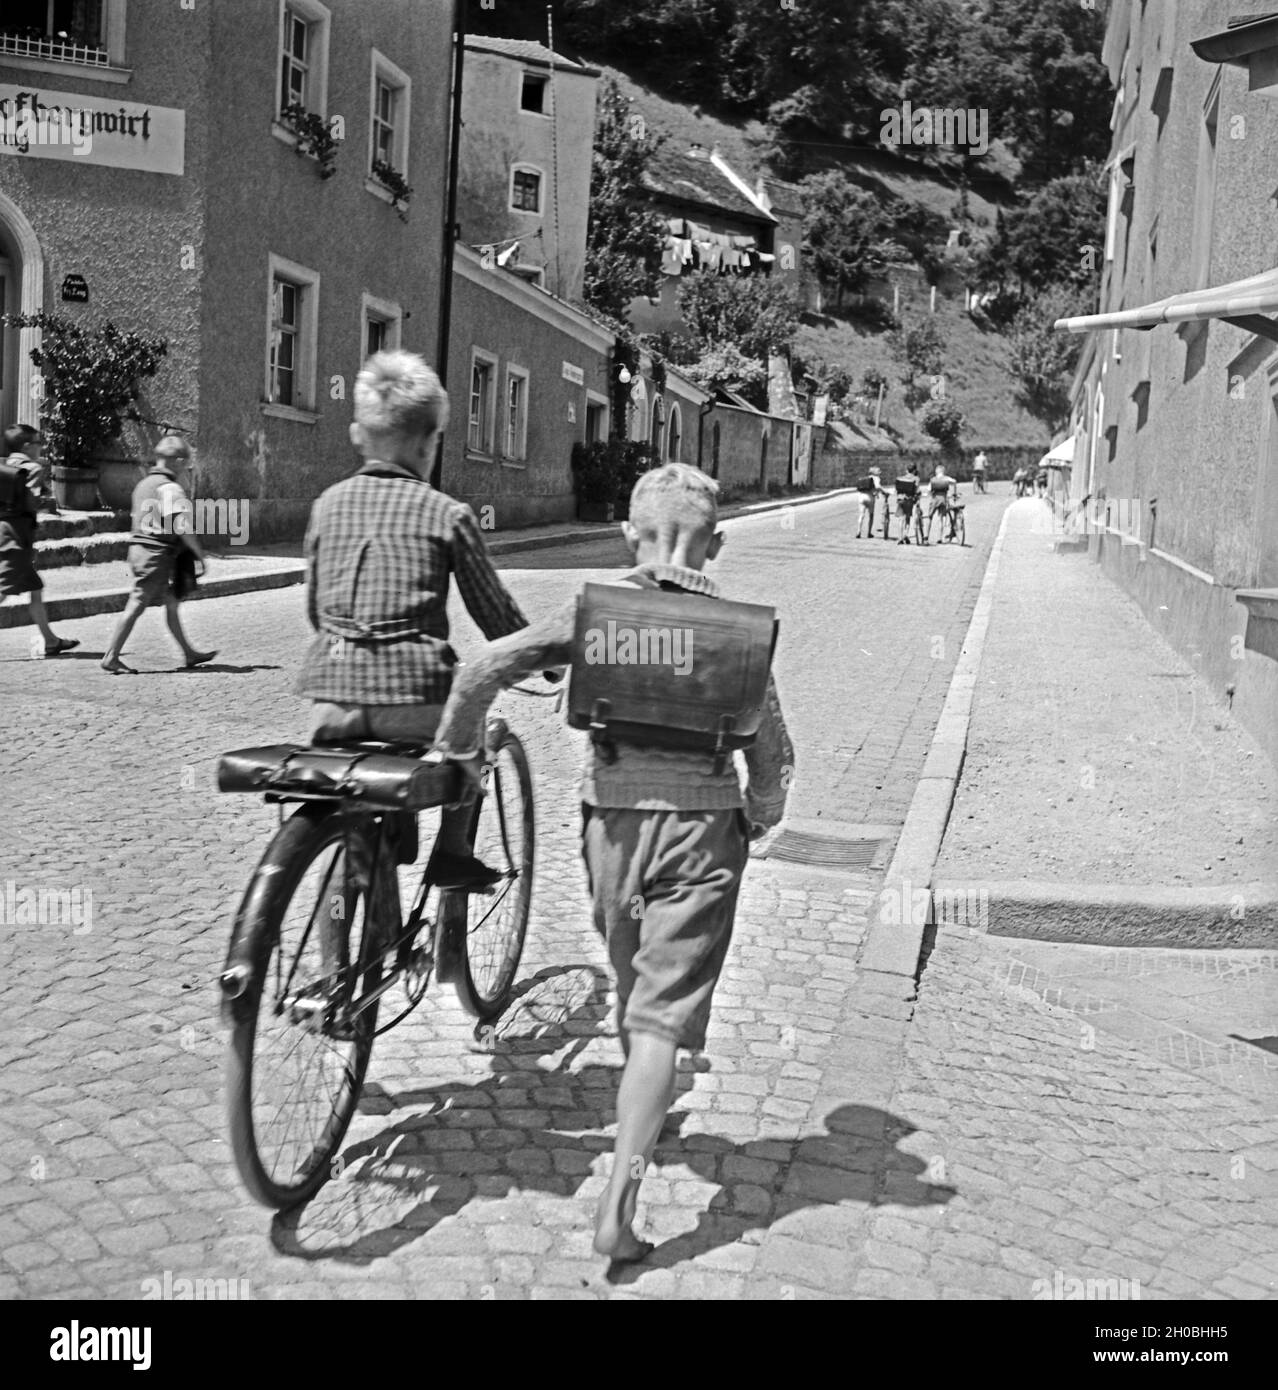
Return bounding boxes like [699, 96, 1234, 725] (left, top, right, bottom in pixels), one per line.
[433, 463, 794, 1266]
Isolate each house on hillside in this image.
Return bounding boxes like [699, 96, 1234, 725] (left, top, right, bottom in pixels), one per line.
[1055, 1, 1278, 773]
[455, 36, 599, 300]
[628, 142, 802, 338]
[0, 0, 451, 538]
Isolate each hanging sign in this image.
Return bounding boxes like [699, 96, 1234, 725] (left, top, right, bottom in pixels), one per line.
[61, 274, 89, 303]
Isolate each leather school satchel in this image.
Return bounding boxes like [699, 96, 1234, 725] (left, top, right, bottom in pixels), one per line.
[567, 581, 778, 774]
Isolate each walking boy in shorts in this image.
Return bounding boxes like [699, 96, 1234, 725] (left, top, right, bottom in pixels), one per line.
[432, 463, 794, 1264]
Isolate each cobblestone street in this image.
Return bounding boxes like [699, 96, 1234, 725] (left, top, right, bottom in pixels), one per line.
[2, 491, 1275, 1300]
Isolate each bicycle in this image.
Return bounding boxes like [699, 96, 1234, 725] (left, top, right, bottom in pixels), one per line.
[215, 694, 546, 1210]
[947, 499, 967, 546]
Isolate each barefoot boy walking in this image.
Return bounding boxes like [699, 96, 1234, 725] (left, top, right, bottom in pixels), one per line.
[433, 463, 793, 1263]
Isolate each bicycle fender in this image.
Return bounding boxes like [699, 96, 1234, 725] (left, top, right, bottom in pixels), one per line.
[431, 890, 469, 986]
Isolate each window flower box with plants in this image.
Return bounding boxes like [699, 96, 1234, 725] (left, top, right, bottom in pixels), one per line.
[370, 160, 413, 221]
[279, 102, 339, 178]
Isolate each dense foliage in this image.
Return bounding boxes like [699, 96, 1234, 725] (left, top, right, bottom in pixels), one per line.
[479, 0, 1109, 186]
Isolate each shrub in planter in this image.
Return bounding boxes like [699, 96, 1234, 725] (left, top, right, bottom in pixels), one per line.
[2, 312, 167, 470]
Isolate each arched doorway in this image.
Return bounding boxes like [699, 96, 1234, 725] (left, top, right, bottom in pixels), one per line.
[759, 428, 770, 490]
[711, 421, 721, 479]
[667, 402, 682, 461]
[0, 191, 44, 435]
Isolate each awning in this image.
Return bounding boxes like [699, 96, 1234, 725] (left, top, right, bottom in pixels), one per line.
[1055, 267, 1278, 343]
[1037, 436, 1077, 470]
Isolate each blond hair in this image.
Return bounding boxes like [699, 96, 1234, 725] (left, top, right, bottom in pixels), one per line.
[629, 463, 719, 539]
[354, 350, 449, 439]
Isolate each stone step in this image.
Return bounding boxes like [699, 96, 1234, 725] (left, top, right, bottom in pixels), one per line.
[33, 509, 129, 541]
[34, 531, 131, 570]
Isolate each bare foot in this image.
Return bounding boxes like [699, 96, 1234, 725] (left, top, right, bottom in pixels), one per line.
[593, 1180, 653, 1264]
[100, 658, 138, 675]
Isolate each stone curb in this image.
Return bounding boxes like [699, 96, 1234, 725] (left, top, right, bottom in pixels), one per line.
[0, 565, 306, 630]
[857, 501, 1015, 985]
[484, 487, 855, 556]
[930, 877, 1278, 948]
[2, 488, 856, 630]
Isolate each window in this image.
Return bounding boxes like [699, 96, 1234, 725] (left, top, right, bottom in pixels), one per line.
[468, 351, 498, 454]
[667, 403, 682, 461]
[1191, 75, 1220, 289]
[360, 293, 402, 362]
[521, 73, 548, 114]
[511, 167, 543, 214]
[504, 366, 529, 462]
[0, 0, 108, 66]
[368, 50, 412, 179]
[585, 394, 608, 445]
[265, 255, 320, 416]
[277, 0, 330, 118]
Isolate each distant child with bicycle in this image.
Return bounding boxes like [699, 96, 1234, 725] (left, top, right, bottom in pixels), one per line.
[433, 463, 794, 1267]
[297, 349, 529, 888]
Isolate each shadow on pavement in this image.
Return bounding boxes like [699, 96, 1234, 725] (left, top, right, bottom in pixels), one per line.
[268, 963, 955, 1272]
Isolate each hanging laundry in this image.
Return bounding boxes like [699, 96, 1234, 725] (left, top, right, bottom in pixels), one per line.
[677, 237, 695, 264]
[731, 234, 756, 250]
[661, 243, 684, 276]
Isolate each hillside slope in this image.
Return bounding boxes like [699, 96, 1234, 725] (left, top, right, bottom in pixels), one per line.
[798, 295, 1050, 449]
[595, 65, 1044, 449]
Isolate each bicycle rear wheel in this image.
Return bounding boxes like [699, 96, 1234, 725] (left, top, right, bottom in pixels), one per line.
[447, 726, 534, 1022]
[955, 511, 966, 545]
[225, 806, 387, 1210]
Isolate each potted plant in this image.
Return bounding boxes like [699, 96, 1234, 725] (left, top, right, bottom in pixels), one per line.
[2, 312, 167, 509]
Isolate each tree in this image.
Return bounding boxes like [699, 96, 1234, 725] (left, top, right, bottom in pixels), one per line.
[676, 273, 800, 363]
[892, 316, 946, 411]
[977, 167, 1107, 296]
[921, 398, 965, 451]
[799, 171, 897, 306]
[583, 78, 668, 321]
[1007, 283, 1088, 432]
[682, 342, 768, 408]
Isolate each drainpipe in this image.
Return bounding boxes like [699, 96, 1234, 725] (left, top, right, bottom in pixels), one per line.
[431, 0, 468, 489]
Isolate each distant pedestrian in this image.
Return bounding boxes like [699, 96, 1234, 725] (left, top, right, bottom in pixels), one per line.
[972, 450, 988, 493]
[100, 435, 216, 675]
[855, 466, 884, 539]
[0, 424, 78, 656]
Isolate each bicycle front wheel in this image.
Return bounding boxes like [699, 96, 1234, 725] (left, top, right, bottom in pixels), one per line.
[448, 726, 534, 1021]
[225, 806, 386, 1210]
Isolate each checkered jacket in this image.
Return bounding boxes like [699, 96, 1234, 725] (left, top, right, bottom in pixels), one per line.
[296, 461, 528, 706]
